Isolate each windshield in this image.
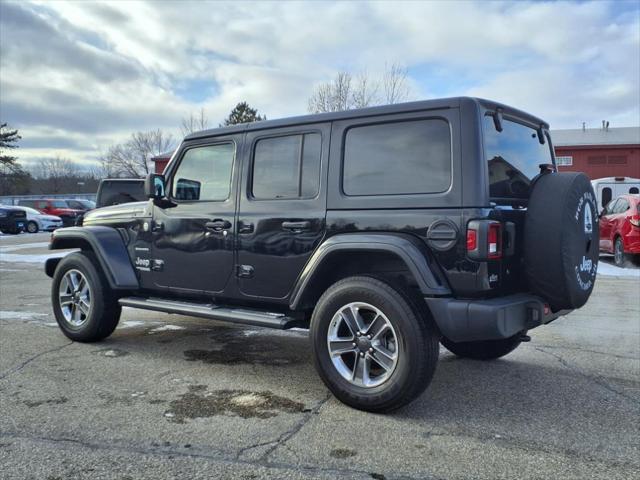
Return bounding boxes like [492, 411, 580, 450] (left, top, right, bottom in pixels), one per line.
[483, 115, 553, 201]
[22, 207, 39, 215]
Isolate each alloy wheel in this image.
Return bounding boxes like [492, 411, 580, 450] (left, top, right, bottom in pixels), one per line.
[58, 269, 92, 327]
[327, 302, 399, 388]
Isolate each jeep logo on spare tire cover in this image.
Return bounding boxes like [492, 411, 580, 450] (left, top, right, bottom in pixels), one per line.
[524, 172, 599, 311]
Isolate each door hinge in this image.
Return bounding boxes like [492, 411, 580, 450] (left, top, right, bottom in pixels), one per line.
[236, 264, 254, 278]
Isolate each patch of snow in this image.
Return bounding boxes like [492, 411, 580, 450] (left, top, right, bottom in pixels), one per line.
[148, 324, 185, 333]
[0, 310, 48, 321]
[597, 261, 640, 278]
[0, 252, 70, 264]
[0, 242, 50, 251]
[119, 320, 146, 329]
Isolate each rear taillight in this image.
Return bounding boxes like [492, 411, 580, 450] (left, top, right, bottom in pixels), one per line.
[630, 215, 640, 228]
[467, 220, 503, 260]
[488, 223, 502, 259]
[466, 229, 477, 251]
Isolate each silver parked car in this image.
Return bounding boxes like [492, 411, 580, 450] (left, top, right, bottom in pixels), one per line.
[10, 205, 63, 233]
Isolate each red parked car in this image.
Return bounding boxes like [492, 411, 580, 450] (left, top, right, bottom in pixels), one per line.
[599, 194, 640, 266]
[17, 199, 82, 227]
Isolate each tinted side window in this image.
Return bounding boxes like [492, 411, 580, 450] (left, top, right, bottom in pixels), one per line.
[629, 187, 639, 194]
[342, 119, 451, 196]
[252, 133, 321, 199]
[172, 143, 234, 201]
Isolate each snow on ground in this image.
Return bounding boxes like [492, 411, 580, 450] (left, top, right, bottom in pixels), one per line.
[0, 241, 71, 264]
[597, 258, 640, 278]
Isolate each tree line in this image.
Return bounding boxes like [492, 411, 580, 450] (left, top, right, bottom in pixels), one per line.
[1, 65, 412, 195]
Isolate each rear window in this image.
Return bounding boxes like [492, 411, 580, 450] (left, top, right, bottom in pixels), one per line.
[484, 115, 553, 201]
[342, 119, 451, 196]
[97, 180, 145, 207]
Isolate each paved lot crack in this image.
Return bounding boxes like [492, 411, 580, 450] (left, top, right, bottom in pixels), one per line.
[533, 346, 639, 404]
[238, 391, 332, 463]
[0, 430, 432, 480]
[0, 341, 73, 380]
[533, 343, 638, 361]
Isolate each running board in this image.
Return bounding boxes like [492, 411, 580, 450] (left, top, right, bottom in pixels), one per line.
[118, 296, 299, 330]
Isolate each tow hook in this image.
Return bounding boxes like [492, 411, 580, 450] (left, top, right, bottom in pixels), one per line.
[520, 334, 532, 342]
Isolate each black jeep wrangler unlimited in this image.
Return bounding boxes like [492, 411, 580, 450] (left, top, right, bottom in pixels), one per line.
[45, 97, 599, 412]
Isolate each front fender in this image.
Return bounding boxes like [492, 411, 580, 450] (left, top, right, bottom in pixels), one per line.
[45, 226, 138, 290]
[289, 233, 451, 309]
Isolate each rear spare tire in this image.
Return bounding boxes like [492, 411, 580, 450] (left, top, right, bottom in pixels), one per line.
[524, 172, 598, 311]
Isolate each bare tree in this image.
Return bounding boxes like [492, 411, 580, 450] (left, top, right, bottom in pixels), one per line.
[351, 70, 380, 109]
[383, 63, 410, 105]
[180, 108, 209, 136]
[308, 71, 352, 113]
[100, 129, 174, 178]
[37, 155, 80, 193]
[308, 64, 411, 113]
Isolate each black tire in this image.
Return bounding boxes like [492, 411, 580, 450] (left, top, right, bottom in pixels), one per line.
[613, 237, 627, 267]
[26, 221, 38, 233]
[51, 251, 121, 342]
[441, 335, 522, 360]
[310, 276, 439, 413]
[524, 172, 599, 311]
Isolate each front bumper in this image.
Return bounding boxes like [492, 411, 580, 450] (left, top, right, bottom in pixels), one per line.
[623, 229, 640, 254]
[425, 294, 570, 343]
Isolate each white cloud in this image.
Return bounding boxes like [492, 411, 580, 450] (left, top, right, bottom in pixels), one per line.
[0, 0, 637, 167]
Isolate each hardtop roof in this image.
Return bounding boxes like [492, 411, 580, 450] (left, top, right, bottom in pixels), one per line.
[184, 97, 549, 141]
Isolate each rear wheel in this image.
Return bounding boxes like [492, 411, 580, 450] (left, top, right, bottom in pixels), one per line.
[51, 251, 121, 342]
[441, 335, 522, 360]
[310, 276, 439, 412]
[26, 221, 38, 233]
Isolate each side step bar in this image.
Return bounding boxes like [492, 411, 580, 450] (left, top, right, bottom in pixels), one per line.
[118, 296, 299, 330]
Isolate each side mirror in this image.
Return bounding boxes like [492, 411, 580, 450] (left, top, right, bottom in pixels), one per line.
[144, 173, 166, 199]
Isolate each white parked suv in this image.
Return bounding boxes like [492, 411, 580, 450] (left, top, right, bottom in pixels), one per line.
[10, 205, 63, 233]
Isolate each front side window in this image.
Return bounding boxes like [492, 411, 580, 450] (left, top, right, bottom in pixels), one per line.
[172, 143, 234, 201]
[342, 119, 451, 196]
[484, 115, 553, 201]
[252, 133, 321, 199]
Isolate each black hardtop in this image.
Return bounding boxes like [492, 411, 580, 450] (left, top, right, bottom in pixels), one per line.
[184, 97, 549, 141]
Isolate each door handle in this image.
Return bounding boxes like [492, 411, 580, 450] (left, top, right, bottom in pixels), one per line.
[206, 219, 232, 231]
[282, 221, 311, 232]
[238, 222, 254, 234]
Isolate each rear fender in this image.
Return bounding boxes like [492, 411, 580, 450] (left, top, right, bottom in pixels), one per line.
[45, 226, 138, 290]
[289, 233, 451, 310]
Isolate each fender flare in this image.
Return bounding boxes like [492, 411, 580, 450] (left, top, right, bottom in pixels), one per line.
[289, 233, 451, 309]
[45, 226, 139, 290]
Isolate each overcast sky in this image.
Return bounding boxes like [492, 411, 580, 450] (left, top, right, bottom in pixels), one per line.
[1, 0, 638, 168]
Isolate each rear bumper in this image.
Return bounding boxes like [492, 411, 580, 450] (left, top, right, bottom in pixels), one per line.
[425, 294, 570, 343]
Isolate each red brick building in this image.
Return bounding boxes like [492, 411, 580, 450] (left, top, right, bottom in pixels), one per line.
[151, 150, 174, 174]
[552, 125, 640, 180]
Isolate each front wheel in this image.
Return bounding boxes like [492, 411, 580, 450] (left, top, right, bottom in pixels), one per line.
[310, 276, 439, 412]
[51, 251, 121, 342]
[26, 221, 39, 233]
[441, 335, 522, 360]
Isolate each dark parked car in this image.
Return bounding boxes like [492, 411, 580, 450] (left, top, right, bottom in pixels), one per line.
[95, 179, 145, 208]
[17, 199, 82, 227]
[65, 199, 96, 212]
[0, 205, 27, 234]
[45, 97, 598, 412]
[599, 194, 640, 266]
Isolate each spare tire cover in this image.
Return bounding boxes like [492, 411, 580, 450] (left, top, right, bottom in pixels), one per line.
[524, 172, 598, 311]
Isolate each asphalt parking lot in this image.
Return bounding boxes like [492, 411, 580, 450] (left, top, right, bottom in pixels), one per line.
[1, 233, 639, 480]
